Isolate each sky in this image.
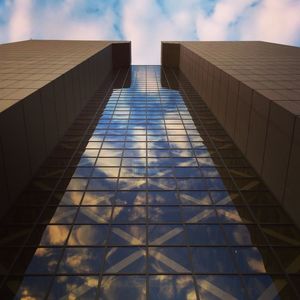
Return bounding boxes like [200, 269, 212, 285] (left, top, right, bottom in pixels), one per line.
[0, 0, 300, 64]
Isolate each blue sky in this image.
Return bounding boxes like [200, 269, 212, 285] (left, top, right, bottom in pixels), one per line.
[1, 0, 300, 64]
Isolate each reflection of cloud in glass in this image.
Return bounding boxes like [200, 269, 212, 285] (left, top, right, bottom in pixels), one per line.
[81, 149, 99, 157]
[118, 178, 147, 190]
[110, 225, 146, 245]
[168, 135, 189, 142]
[149, 275, 197, 300]
[104, 247, 146, 274]
[99, 149, 123, 157]
[39, 225, 70, 245]
[180, 191, 211, 205]
[122, 157, 146, 167]
[233, 247, 279, 274]
[247, 257, 267, 273]
[169, 141, 191, 150]
[66, 178, 88, 190]
[217, 207, 246, 223]
[24, 247, 61, 274]
[49, 207, 77, 223]
[115, 191, 146, 205]
[82, 191, 114, 205]
[99, 276, 146, 300]
[77, 157, 97, 167]
[87, 178, 117, 190]
[171, 149, 193, 157]
[149, 247, 190, 273]
[14, 276, 52, 299]
[6, 65, 295, 300]
[68, 225, 108, 246]
[58, 247, 104, 274]
[126, 142, 146, 149]
[148, 178, 176, 190]
[96, 157, 121, 167]
[76, 207, 112, 223]
[59, 191, 83, 205]
[112, 207, 146, 223]
[120, 167, 146, 177]
[48, 276, 98, 299]
[127, 135, 146, 142]
[197, 275, 245, 299]
[124, 149, 146, 157]
[92, 167, 119, 177]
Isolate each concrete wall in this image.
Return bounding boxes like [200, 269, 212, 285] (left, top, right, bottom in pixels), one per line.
[0, 41, 131, 215]
[162, 41, 300, 227]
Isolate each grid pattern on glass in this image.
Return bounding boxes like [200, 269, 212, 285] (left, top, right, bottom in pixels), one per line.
[0, 66, 299, 299]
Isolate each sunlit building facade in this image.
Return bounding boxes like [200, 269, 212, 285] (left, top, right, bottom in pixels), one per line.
[0, 40, 299, 299]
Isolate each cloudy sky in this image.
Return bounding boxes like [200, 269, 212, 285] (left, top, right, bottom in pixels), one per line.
[1, 0, 300, 64]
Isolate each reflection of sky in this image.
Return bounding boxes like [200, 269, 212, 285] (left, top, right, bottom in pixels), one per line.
[7, 66, 299, 299]
[78, 65, 214, 186]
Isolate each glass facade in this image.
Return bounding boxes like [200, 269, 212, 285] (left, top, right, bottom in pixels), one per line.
[0, 66, 299, 299]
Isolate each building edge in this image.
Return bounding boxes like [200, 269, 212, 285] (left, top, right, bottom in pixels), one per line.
[0, 40, 131, 217]
[161, 41, 300, 228]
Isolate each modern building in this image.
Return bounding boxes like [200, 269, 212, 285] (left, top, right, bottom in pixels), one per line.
[0, 40, 299, 299]
[162, 41, 300, 226]
[0, 40, 130, 214]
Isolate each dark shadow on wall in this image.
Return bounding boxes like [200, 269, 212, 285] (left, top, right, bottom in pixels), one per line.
[160, 66, 291, 277]
[0, 67, 131, 299]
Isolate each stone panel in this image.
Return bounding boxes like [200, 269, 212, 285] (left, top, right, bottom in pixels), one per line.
[0, 40, 131, 216]
[0, 104, 31, 204]
[162, 41, 300, 227]
[283, 117, 300, 227]
[23, 91, 47, 174]
[262, 102, 295, 200]
[246, 92, 270, 174]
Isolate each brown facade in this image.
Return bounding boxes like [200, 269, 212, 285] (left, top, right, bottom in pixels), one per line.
[162, 41, 300, 227]
[0, 40, 131, 215]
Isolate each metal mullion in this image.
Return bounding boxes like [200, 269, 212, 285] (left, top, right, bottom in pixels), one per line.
[45, 71, 123, 299]
[169, 68, 298, 299]
[0, 71, 121, 295]
[161, 67, 202, 300]
[96, 67, 132, 299]
[168, 67, 253, 299]
[145, 65, 150, 300]
[43, 70, 123, 300]
[156, 67, 201, 297]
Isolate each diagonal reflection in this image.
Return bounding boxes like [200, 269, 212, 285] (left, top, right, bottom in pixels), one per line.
[106, 193, 233, 273]
[59, 277, 98, 300]
[150, 251, 190, 273]
[3, 66, 299, 299]
[197, 280, 238, 300]
[105, 250, 145, 273]
[257, 278, 287, 300]
[151, 227, 183, 245]
[78, 207, 112, 224]
[103, 196, 233, 275]
[111, 227, 143, 245]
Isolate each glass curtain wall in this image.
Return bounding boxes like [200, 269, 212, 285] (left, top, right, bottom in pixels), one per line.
[0, 66, 299, 299]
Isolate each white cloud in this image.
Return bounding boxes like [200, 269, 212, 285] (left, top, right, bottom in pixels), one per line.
[195, 0, 300, 44]
[240, 0, 300, 44]
[121, 0, 168, 64]
[5, 0, 119, 42]
[121, 0, 198, 64]
[196, 0, 256, 40]
[9, 0, 33, 41]
[1, 0, 300, 64]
